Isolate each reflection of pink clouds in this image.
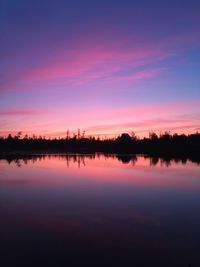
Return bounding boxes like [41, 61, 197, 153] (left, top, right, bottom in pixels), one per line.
[1, 155, 200, 192]
[0, 203, 160, 246]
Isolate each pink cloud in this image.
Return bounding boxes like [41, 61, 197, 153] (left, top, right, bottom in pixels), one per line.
[1, 30, 199, 93]
[32, 48, 166, 82]
[1, 40, 170, 90]
[118, 69, 162, 81]
[0, 110, 41, 116]
[84, 119, 200, 134]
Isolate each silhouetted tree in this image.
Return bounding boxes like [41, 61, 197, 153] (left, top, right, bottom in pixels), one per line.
[149, 132, 158, 140]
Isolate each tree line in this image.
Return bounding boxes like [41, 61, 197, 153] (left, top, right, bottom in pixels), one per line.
[0, 131, 200, 160]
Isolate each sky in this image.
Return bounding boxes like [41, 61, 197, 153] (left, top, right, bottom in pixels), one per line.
[0, 0, 200, 138]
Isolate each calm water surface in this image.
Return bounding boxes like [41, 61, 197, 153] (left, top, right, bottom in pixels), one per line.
[0, 154, 200, 266]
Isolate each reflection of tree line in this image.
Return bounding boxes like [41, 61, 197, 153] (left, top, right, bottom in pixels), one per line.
[1, 153, 199, 168]
[149, 156, 189, 167]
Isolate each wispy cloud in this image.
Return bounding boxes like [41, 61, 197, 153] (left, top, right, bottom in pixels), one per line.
[84, 118, 200, 133]
[0, 37, 171, 91]
[0, 110, 41, 116]
[118, 68, 163, 81]
[1, 29, 199, 93]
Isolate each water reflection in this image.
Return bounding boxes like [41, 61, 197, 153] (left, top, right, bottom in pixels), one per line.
[1, 153, 200, 168]
[0, 154, 200, 267]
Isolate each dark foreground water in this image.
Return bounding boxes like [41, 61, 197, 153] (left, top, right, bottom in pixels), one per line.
[0, 154, 200, 267]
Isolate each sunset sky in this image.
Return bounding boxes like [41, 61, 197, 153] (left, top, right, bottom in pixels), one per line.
[1, 0, 200, 138]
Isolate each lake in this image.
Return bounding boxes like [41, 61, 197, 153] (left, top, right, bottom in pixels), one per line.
[0, 154, 200, 266]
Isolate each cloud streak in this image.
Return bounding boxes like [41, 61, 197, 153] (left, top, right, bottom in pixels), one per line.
[0, 110, 42, 116]
[118, 69, 163, 81]
[0, 37, 172, 91]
